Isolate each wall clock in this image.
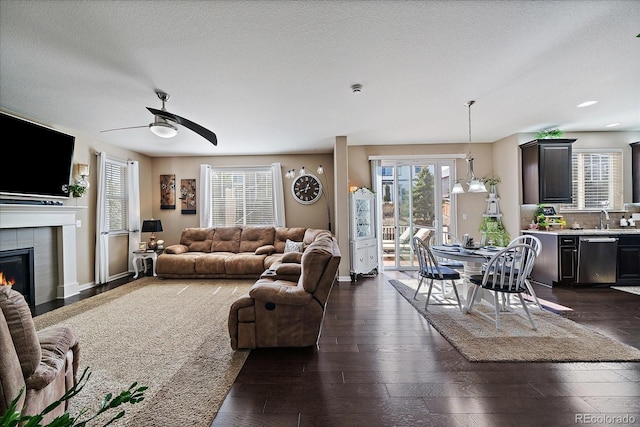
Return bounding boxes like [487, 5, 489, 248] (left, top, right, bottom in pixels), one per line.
[291, 174, 322, 205]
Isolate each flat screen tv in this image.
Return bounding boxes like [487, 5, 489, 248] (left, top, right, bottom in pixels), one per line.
[0, 112, 75, 199]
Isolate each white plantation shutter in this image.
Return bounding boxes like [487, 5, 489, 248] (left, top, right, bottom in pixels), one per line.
[561, 149, 623, 210]
[105, 160, 129, 231]
[209, 166, 276, 226]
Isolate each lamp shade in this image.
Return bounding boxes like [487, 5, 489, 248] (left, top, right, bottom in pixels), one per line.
[141, 219, 163, 233]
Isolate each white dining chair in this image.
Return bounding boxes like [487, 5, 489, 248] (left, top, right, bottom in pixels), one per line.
[428, 232, 465, 271]
[412, 236, 463, 312]
[508, 235, 543, 309]
[466, 243, 539, 330]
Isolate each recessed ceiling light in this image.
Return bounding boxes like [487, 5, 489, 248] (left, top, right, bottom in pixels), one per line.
[577, 100, 598, 108]
[605, 122, 621, 127]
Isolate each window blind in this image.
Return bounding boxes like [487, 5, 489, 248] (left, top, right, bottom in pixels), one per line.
[105, 160, 129, 231]
[209, 167, 275, 226]
[561, 150, 622, 210]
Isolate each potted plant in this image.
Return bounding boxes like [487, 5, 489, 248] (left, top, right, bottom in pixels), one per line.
[479, 217, 510, 246]
[535, 128, 564, 139]
[67, 182, 88, 198]
[482, 176, 501, 195]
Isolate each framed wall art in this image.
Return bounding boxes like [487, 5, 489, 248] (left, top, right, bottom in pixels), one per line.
[160, 174, 176, 210]
[180, 178, 197, 214]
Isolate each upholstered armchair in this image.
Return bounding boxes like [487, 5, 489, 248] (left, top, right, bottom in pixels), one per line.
[228, 232, 341, 350]
[0, 286, 80, 422]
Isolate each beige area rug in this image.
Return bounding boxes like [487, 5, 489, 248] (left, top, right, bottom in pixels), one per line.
[33, 277, 252, 426]
[389, 279, 640, 363]
[611, 286, 640, 296]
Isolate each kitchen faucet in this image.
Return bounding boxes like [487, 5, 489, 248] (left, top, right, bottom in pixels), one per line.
[599, 209, 610, 229]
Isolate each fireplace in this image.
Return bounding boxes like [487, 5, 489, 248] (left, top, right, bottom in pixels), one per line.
[0, 248, 35, 312]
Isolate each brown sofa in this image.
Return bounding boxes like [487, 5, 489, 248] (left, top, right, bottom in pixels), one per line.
[156, 226, 330, 280]
[0, 286, 80, 423]
[228, 232, 341, 349]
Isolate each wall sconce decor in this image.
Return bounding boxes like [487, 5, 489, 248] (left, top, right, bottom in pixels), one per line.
[68, 163, 90, 197]
[285, 165, 332, 232]
[141, 219, 163, 250]
[451, 100, 488, 194]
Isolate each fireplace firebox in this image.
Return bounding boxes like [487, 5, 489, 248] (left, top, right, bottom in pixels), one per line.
[0, 248, 35, 312]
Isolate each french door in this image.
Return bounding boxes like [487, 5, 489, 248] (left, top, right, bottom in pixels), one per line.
[373, 158, 456, 271]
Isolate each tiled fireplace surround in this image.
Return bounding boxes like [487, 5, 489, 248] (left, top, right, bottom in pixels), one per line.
[0, 204, 82, 305]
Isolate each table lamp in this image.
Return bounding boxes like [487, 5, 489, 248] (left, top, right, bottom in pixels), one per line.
[141, 219, 163, 250]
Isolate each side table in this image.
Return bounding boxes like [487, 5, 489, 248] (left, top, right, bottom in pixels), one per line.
[132, 251, 158, 279]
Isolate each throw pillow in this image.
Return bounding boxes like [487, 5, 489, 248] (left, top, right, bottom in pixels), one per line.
[284, 239, 304, 253]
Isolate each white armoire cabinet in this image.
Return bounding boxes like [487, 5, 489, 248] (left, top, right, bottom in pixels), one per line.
[349, 188, 378, 281]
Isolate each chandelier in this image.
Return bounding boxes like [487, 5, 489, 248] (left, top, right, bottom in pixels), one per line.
[451, 100, 487, 194]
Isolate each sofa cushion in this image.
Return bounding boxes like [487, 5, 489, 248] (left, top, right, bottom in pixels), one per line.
[180, 228, 214, 252]
[275, 263, 302, 276]
[27, 326, 79, 390]
[254, 245, 275, 255]
[212, 227, 242, 253]
[299, 235, 334, 293]
[303, 228, 331, 245]
[240, 227, 275, 253]
[225, 253, 267, 276]
[194, 253, 230, 275]
[281, 252, 302, 263]
[156, 252, 200, 275]
[284, 239, 304, 253]
[0, 287, 41, 379]
[274, 227, 306, 253]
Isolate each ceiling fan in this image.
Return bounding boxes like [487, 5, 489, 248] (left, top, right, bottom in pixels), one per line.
[100, 90, 217, 146]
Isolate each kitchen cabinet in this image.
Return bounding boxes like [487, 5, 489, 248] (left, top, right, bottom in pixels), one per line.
[520, 139, 576, 204]
[617, 235, 640, 283]
[349, 188, 378, 281]
[524, 230, 640, 286]
[632, 142, 639, 203]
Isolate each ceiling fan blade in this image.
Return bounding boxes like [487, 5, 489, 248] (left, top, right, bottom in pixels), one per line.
[147, 107, 217, 146]
[100, 125, 148, 133]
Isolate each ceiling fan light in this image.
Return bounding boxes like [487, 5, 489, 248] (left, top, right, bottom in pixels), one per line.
[149, 122, 178, 138]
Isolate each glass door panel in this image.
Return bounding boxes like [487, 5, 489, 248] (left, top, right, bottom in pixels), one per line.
[377, 159, 455, 271]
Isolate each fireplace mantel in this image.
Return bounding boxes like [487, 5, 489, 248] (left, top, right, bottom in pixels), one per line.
[0, 203, 86, 299]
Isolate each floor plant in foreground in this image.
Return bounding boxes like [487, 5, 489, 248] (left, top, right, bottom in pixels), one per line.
[0, 367, 147, 427]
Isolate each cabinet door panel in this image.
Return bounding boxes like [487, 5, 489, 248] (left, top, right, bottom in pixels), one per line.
[617, 246, 640, 280]
[559, 246, 577, 282]
[539, 144, 573, 203]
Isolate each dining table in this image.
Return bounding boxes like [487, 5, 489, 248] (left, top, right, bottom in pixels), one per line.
[430, 244, 505, 311]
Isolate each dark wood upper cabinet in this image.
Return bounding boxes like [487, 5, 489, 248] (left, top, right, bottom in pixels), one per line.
[632, 142, 639, 203]
[521, 139, 576, 204]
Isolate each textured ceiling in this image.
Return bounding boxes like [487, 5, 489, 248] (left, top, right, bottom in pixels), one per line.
[1, 0, 638, 157]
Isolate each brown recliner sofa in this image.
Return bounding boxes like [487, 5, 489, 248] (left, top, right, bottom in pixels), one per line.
[0, 286, 80, 423]
[228, 232, 341, 350]
[157, 226, 330, 280]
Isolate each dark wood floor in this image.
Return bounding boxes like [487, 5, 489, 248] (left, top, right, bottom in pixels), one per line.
[212, 271, 640, 427]
[36, 271, 640, 426]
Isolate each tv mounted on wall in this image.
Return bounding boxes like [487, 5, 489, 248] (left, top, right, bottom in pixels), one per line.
[0, 111, 75, 200]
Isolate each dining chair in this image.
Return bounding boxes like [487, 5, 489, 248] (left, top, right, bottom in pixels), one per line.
[428, 232, 465, 271]
[466, 243, 539, 330]
[412, 236, 463, 312]
[508, 234, 543, 309]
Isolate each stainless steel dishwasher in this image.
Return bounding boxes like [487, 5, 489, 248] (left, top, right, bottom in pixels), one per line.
[576, 237, 618, 284]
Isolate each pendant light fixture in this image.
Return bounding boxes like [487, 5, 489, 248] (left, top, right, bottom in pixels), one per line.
[451, 100, 487, 194]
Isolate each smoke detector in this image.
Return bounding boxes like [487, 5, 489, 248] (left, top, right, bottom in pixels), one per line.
[351, 84, 363, 93]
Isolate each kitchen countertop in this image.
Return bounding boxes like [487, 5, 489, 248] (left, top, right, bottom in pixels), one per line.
[523, 228, 640, 235]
